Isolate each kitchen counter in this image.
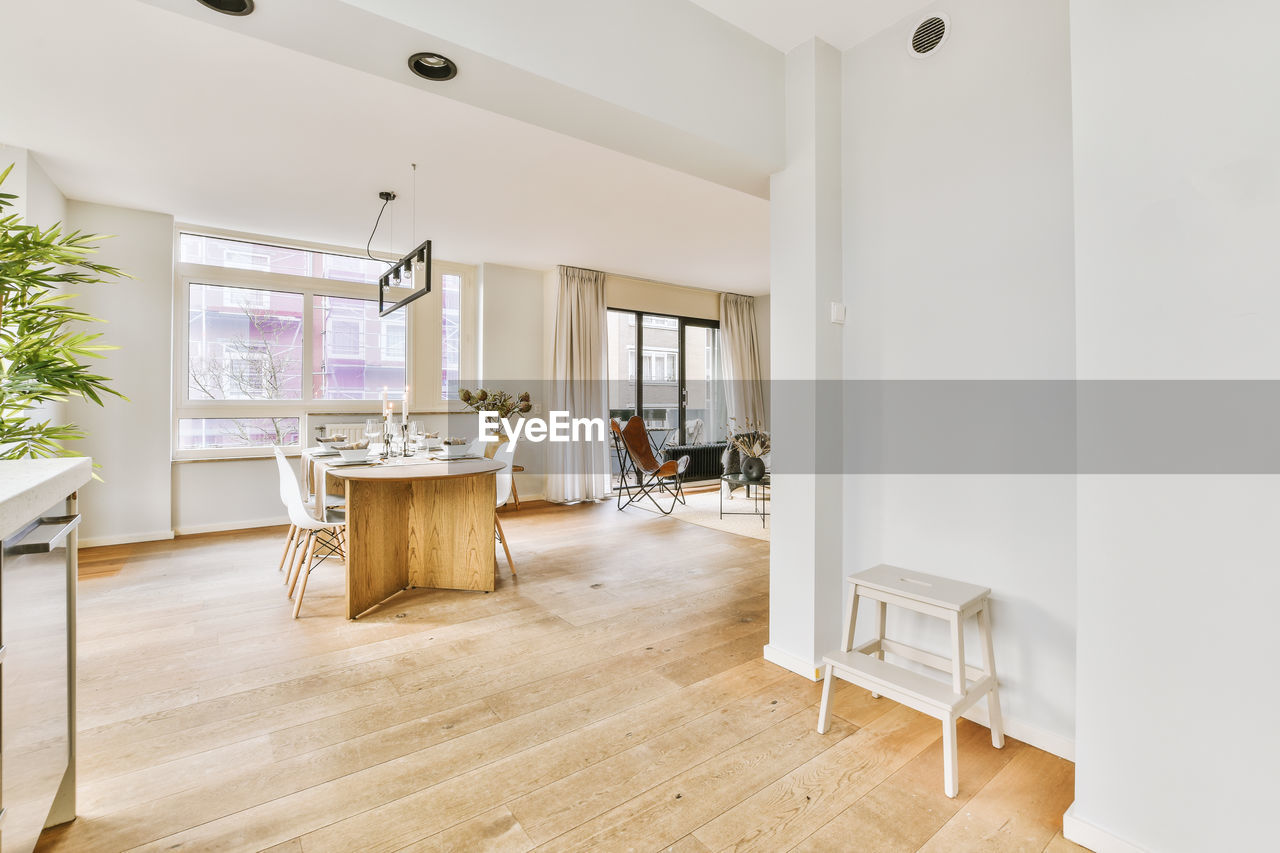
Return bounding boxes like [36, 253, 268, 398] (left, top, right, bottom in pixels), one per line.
[0, 457, 88, 852]
[0, 458, 92, 541]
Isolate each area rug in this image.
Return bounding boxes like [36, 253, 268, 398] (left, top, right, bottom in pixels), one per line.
[670, 487, 770, 542]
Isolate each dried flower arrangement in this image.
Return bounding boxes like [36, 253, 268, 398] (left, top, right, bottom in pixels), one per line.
[458, 388, 533, 419]
[728, 418, 771, 458]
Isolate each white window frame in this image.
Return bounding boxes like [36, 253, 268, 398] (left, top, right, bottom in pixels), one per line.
[222, 249, 274, 273]
[643, 315, 678, 329]
[173, 225, 477, 460]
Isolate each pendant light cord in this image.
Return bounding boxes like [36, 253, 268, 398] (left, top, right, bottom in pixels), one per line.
[367, 196, 393, 266]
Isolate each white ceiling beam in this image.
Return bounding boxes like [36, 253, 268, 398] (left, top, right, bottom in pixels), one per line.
[140, 0, 783, 197]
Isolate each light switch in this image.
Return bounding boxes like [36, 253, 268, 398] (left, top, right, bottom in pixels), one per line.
[830, 302, 847, 325]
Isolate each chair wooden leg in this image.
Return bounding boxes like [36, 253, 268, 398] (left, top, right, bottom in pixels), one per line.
[978, 604, 1005, 748]
[287, 531, 311, 598]
[278, 524, 297, 572]
[284, 529, 303, 589]
[511, 479, 521, 510]
[495, 516, 516, 576]
[292, 534, 317, 619]
[943, 713, 959, 798]
[871, 600, 886, 698]
[817, 663, 835, 734]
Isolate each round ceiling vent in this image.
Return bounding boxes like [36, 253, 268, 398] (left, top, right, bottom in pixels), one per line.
[196, 0, 255, 15]
[910, 15, 949, 56]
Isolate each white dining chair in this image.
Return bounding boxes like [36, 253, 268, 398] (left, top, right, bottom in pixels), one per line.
[280, 448, 344, 573]
[274, 448, 347, 618]
[492, 439, 517, 575]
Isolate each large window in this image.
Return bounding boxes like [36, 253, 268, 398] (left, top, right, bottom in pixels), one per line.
[174, 231, 475, 458]
[179, 417, 301, 451]
[179, 233, 387, 283]
[187, 284, 304, 401]
[312, 296, 405, 400]
[441, 273, 462, 400]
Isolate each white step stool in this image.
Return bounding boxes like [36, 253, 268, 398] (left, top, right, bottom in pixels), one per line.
[816, 564, 1005, 798]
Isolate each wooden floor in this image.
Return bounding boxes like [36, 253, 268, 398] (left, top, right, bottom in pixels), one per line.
[39, 502, 1084, 853]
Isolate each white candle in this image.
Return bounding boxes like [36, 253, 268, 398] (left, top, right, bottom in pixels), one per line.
[402, 386, 410, 425]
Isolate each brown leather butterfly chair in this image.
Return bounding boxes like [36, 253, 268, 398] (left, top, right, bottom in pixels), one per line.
[612, 415, 690, 515]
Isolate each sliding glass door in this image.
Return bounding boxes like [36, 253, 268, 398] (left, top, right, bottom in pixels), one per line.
[606, 309, 725, 452]
[681, 322, 728, 447]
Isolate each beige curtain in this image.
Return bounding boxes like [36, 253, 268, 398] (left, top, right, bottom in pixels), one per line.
[720, 293, 766, 430]
[547, 265, 611, 503]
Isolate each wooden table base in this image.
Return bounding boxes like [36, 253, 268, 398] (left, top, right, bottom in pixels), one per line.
[340, 468, 497, 619]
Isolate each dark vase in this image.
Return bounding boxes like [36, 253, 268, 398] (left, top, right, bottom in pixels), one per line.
[742, 456, 766, 481]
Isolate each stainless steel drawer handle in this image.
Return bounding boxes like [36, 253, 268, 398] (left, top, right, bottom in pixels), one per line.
[2, 514, 82, 556]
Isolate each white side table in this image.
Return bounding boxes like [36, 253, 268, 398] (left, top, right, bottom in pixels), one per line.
[816, 564, 1005, 797]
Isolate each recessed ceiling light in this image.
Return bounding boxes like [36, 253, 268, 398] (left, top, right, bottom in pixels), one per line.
[408, 52, 458, 81]
[196, 0, 255, 15]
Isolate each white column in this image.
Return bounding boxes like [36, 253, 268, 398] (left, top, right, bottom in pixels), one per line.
[764, 39, 846, 678]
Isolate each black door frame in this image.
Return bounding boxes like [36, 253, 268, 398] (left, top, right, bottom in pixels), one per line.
[609, 307, 720, 445]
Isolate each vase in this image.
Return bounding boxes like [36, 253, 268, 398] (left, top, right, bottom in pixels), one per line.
[742, 456, 766, 481]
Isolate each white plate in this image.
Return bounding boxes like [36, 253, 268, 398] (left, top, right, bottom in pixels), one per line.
[327, 457, 378, 467]
[311, 447, 339, 457]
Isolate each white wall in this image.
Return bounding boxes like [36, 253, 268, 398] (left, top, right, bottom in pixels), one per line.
[1, 145, 33, 223]
[1068, 1, 1280, 850]
[481, 263, 550, 500]
[172, 457, 289, 535]
[2, 147, 72, 466]
[22, 154, 65, 230]
[65, 201, 175, 545]
[838, 0, 1077, 756]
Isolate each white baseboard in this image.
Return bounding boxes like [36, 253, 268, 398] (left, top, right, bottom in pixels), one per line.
[80, 530, 175, 548]
[760, 643, 1075, 760]
[173, 517, 289, 536]
[1063, 803, 1147, 853]
[763, 644, 822, 681]
[962, 702, 1074, 761]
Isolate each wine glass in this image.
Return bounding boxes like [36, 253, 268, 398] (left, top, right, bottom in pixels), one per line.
[407, 421, 421, 454]
[364, 418, 382, 451]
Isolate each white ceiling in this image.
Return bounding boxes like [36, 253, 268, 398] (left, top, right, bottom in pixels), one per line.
[0, 0, 771, 294]
[687, 0, 938, 52]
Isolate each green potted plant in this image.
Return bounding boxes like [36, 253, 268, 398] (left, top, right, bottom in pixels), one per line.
[0, 164, 126, 459]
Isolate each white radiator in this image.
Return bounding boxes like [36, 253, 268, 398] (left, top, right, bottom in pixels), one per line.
[322, 424, 365, 443]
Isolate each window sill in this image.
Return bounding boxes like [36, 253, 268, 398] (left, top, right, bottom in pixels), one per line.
[172, 452, 301, 464]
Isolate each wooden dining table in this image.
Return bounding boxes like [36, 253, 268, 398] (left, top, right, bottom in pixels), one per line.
[307, 452, 504, 618]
